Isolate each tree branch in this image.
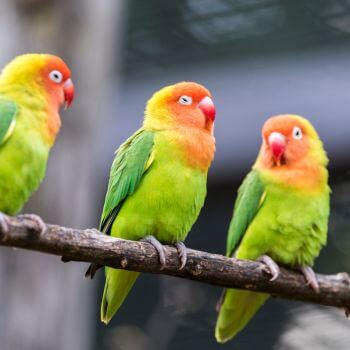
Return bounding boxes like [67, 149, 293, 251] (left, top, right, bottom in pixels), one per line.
[1, 215, 350, 311]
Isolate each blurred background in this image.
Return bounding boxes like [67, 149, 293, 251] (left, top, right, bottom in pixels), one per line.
[0, 0, 349, 349]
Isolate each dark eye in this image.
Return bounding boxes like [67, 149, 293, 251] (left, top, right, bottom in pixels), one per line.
[292, 126, 303, 140]
[49, 70, 63, 83]
[178, 95, 192, 105]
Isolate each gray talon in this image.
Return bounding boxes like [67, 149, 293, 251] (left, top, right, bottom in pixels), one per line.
[301, 266, 320, 293]
[17, 214, 47, 235]
[142, 235, 166, 268]
[175, 241, 187, 270]
[258, 255, 280, 281]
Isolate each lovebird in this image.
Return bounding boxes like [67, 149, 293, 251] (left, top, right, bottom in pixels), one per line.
[215, 114, 330, 343]
[86, 82, 216, 324]
[0, 54, 74, 231]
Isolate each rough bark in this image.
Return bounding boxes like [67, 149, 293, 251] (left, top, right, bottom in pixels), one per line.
[2, 215, 350, 311]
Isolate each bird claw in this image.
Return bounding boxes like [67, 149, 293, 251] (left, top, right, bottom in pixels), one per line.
[141, 235, 166, 269]
[17, 213, 47, 235]
[175, 241, 187, 270]
[258, 255, 280, 281]
[0, 212, 9, 234]
[85, 263, 102, 279]
[300, 266, 320, 293]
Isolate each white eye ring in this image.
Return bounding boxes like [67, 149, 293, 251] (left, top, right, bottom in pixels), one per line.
[178, 95, 192, 105]
[49, 70, 63, 83]
[292, 126, 303, 140]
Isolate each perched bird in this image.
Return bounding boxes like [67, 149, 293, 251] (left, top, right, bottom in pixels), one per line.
[215, 115, 330, 343]
[86, 82, 216, 324]
[0, 54, 74, 231]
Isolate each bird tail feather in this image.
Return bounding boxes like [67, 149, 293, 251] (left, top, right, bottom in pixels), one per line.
[101, 267, 140, 324]
[215, 288, 269, 343]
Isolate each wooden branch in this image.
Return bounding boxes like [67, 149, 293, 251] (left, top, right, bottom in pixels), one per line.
[1, 215, 349, 311]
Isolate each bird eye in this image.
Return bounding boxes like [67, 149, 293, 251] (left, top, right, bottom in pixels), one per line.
[292, 126, 303, 140]
[178, 95, 192, 105]
[49, 70, 63, 83]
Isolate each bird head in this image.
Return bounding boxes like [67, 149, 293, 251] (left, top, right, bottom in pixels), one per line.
[259, 114, 326, 168]
[144, 81, 215, 133]
[0, 53, 74, 110]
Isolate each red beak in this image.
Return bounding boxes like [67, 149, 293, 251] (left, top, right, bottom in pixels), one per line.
[198, 96, 216, 121]
[63, 78, 74, 109]
[268, 132, 286, 166]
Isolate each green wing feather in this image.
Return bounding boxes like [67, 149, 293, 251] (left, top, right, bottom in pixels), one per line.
[0, 99, 17, 146]
[216, 170, 267, 342]
[98, 129, 155, 322]
[226, 170, 265, 256]
[100, 128, 155, 233]
[85, 129, 155, 279]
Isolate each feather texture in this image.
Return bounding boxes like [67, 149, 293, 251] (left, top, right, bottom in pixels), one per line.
[98, 82, 216, 324]
[226, 170, 265, 256]
[0, 54, 71, 214]
[216, 115, 330, 343]
[100, 129, 155, 233]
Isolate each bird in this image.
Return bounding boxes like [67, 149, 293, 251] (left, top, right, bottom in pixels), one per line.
[0, 53, 74, 232]
[86, 81, 216, 325]
[215, 114, 330, 343]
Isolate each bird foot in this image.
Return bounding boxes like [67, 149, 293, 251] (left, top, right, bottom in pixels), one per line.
[141, 235, 166, 269]
[17, 213, 47, 235]
[300, 266, 320, 293]
[0, 212, 9, 234]
[175, 241, 187, 270]
[258, 255, 280, 281]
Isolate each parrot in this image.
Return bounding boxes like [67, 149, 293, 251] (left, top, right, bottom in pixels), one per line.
[85, 81, 216, 324]
[215, 114, 330, 343]
[0, 53, 74, 232]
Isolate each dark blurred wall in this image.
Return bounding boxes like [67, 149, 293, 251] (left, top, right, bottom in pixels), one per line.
[115, 0, 350, 179]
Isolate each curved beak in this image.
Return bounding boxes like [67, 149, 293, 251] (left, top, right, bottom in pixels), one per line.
[198, 96, 216, 122]
[268, 132, 286, 166]
[63, 78, 75, 110]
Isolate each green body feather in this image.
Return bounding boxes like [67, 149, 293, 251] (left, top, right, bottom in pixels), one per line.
[100, 128, 209, 323]
[0, 97, 50, 214]
[216, 169, 330, 343]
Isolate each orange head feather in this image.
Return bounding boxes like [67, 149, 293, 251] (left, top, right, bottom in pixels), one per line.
[143, 81, 216, 171]
[144, 81, 215, 133]
[41, 55, 74, 110]
[0, 53, 75, 144]
[0, 54, 74, 110]
[255, 114, 328, 191]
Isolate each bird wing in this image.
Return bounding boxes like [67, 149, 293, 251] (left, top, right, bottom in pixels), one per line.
[0, 99, 17, 146]
[226, 170, 266, 257]
[100, 128, 155, 234]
